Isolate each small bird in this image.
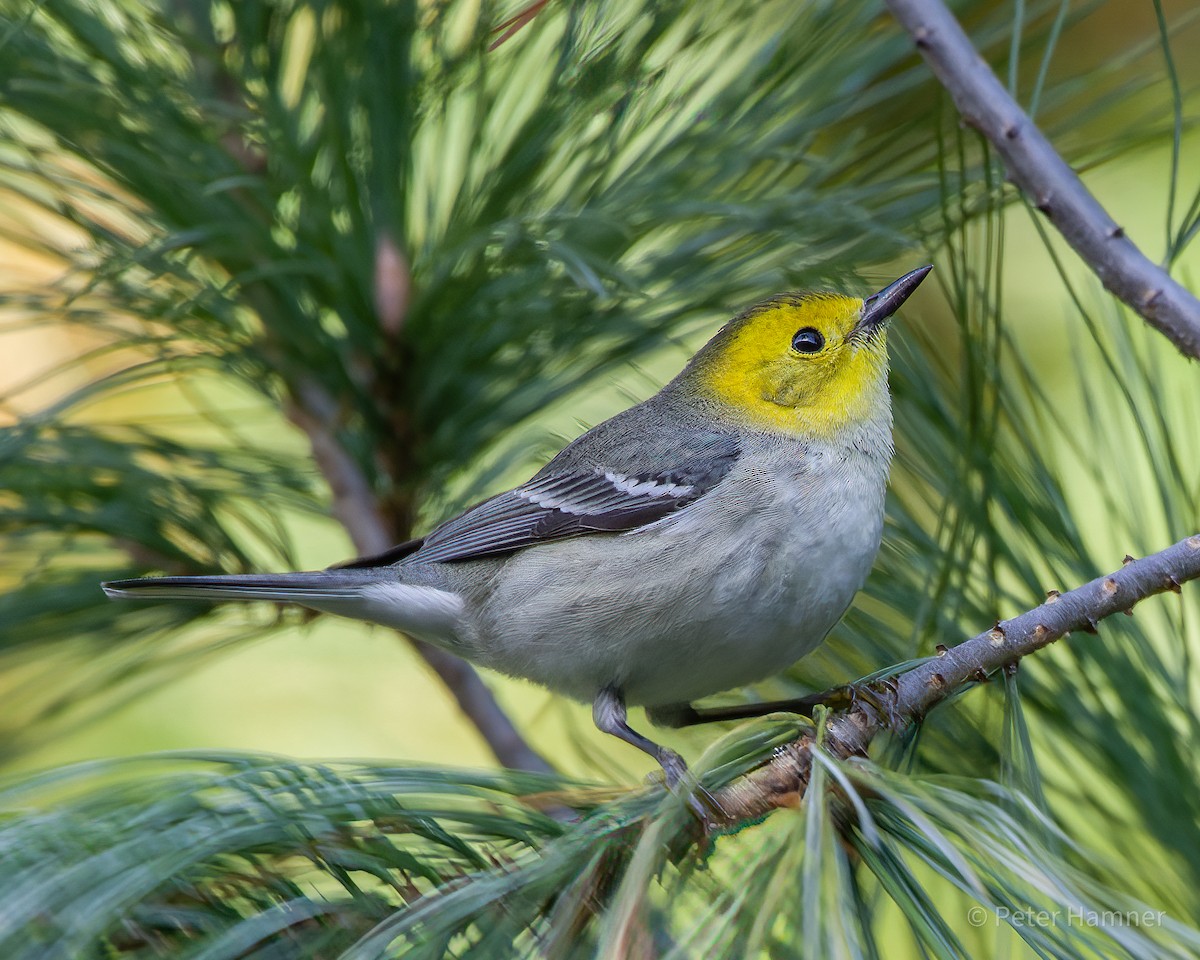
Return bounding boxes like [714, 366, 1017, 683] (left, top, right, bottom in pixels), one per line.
[104, 266, 931, 787]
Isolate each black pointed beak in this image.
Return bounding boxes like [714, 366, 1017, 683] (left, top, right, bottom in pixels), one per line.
[853, 265, 933, 339]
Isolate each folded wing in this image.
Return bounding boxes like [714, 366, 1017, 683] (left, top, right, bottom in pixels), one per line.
[410, 432, 740, 565]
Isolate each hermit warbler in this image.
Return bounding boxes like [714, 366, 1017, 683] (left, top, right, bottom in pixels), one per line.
[104, 265, 931, 784]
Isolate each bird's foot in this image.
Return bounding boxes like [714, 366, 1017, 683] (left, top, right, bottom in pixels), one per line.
[592, 687, 725, 831]
[829, 678, 903, 734]
[655, 748, 725, 831]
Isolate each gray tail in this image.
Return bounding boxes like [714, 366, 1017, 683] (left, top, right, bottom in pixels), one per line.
[102, 571, 375, 604]
[103, 569, 465, 642]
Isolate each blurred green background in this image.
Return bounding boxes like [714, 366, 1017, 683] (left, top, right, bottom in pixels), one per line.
[5, 135, 1197, 779]
[3, 12, 1196, 776]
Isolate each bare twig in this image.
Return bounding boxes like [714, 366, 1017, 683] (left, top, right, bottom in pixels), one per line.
[285, 382, 389, 555]
[206, 51, 547, 772]
[714, 534, 1200, 824]
[884, 0, 1200, 359]
[488, 0, 552, 51]
[285, 378, 553, 774]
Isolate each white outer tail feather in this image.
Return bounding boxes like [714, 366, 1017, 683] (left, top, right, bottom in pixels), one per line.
[102, 573, 466, 644]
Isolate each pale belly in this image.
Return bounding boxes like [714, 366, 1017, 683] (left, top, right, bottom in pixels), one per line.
[466, 458, 886, 706]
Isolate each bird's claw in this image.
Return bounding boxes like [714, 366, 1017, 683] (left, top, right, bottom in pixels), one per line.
[655, 748, 725, 832]
[844, 678, 903, 734]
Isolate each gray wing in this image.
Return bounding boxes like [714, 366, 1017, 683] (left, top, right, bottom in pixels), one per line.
[410, 428, 740, 565]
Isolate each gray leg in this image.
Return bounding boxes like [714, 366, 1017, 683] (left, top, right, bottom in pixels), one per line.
[648, 687, 872, 729]
[593, 686, 689, 786]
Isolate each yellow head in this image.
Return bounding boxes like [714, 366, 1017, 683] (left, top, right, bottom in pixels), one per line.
[685, 267, 931, 440]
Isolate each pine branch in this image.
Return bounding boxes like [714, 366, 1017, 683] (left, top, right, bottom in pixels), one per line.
[714, 534, 1200, 824]
[284, 378, 553, 775]
[884, 0, 1200, 359]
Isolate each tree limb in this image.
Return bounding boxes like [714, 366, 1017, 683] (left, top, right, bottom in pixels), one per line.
[884, 0, 1200, 359]
[284, 378, 553, 775]
[714, 534, 1200, 824]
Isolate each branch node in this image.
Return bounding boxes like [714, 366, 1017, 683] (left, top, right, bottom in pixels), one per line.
[972, 668, 989, 683]
[1033, 623, 1049, 640]
[935, 643, 948, 655]
[1187, 536, 1200, 551]
[373, 233, 411, 337]
[1165, 575, 1182, 594]
[1081, 616, 1099, 634]
[1003, 659, 1020, 677]
[1102, 577, 1118, 597]
[1123, 554, 1136, 565]
[928, 673, 947, 690]
[988, 623, 1005, 646]
[884, 0, 1200, 358]
[1045, 589, 1061, 603]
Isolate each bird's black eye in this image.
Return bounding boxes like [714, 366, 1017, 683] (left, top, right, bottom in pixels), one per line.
[792, 327, 824, 353]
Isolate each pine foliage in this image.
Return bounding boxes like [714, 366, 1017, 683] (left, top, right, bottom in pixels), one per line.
[1, 0, 1198, 956]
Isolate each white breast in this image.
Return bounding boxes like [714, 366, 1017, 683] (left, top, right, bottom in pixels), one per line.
[472, 440, 889, 708]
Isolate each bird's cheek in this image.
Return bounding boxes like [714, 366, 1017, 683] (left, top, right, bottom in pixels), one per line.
[769, 382, 814, 411]
[763, 373, 805, 408]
